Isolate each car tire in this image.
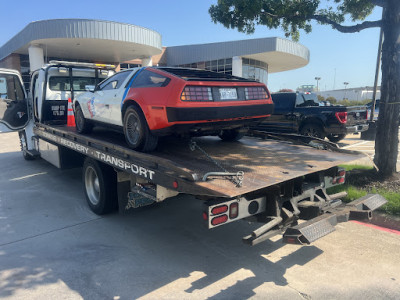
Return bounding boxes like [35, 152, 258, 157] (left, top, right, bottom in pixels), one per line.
[18, 130, 35, 160]
[83, 158, 117, 215]
[75, 105, 93, 134]
[123, 106, 158, 152]
[327, 134, 346, 143]
[218, 128, 248, 141]
[300, 124, 325, 139]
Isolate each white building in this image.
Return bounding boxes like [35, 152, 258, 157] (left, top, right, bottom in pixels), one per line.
[317, 86, 380, 101]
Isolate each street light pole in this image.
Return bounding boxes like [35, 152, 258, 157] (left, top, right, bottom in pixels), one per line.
[343, 82, 349, 100]
[315, 77, 321, 91]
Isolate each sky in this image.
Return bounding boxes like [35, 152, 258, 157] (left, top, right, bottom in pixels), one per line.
[0, 0, 382, 92]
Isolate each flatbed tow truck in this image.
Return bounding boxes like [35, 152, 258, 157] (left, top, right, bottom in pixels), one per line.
[0, 63, 387, 246]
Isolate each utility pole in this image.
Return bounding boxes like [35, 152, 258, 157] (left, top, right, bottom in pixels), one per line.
[315, 77, 321, 91]
[343, 82, 349, 100]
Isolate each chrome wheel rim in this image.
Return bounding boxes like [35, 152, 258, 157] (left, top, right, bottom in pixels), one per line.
[85, 166, 100, 206]
[126, 112, 141, 146]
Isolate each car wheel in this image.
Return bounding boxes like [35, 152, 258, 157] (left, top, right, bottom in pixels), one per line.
[300, 124, 325, 139]
[75, 105, 93, 134]
[327, 134, 346, 143]
[218, 128, 248, 141]
[82, 158, 117, 215]
[123, 106, 158, 152]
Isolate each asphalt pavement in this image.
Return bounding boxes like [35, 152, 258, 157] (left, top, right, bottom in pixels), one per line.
[338, 132, 400, 170]
[1, 131, 400, 299]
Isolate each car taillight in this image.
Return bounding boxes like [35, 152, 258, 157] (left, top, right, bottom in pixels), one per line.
[181, 86, 213, 101]
[245, 87, 269, 100]
[335, 111, 348, 124]
[366, 110, 369, 120]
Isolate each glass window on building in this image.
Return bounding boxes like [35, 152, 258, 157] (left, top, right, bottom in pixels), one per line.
[120, 63, 141, 70]
[20, 55, 30, 91]
[176, 57, 268, 85]
[242, 58, 268, 85]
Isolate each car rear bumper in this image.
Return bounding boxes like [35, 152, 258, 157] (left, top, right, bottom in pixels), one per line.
[165, 104, 274, 123]
[152, 117, 267, 136]
[325, 123, 369, 135]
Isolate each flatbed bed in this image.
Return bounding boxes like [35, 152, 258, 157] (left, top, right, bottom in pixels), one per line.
[34, 123, 364, 198]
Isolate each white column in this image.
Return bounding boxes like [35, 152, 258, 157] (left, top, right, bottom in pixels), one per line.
[28, 45, 44, 71]
[141, 57, 153, 67]
[232, 56, 242, 77]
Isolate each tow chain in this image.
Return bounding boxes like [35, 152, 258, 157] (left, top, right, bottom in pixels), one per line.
[189, 139, 244, 187]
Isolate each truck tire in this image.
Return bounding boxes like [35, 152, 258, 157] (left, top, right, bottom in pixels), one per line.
[218, 128, 248, 141]
[18, 131, 35, 160]
[300, 124, 325, 139]
[123, 106, 158, 152]
[82, 158, 117, 215]
[75, 105, 93, 134]
[327, 134, 346, 143]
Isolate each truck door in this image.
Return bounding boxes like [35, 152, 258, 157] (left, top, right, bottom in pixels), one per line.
[259, 93, 296, 132]
[0, 69, 29, 132]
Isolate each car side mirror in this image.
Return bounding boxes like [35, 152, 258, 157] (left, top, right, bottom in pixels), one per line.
[85, 85, 95, 92]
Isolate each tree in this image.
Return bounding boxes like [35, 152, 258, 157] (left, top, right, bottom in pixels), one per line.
[209, 0, 399, 176]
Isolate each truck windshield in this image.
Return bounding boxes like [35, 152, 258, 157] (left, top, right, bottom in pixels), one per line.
[295, 93, 320, 107]
[0, 74, 25, 101]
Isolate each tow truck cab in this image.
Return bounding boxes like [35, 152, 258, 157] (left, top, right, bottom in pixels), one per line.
[30, 61, 114, 125]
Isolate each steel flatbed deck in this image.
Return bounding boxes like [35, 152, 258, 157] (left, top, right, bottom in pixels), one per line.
[34, 123, 364, 199]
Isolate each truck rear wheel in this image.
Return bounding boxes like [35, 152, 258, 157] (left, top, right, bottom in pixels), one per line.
[300, 124, 325, 139]
[82, 158, 117, 215]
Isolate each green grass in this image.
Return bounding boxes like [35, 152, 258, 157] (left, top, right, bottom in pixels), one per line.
[327, 165, 400, 216]
[339, 164, 374, 171]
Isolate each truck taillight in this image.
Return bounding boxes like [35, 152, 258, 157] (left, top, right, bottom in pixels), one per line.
[181, 86, 213, 101]
[245, 87, 269, 100]
[211, 215, 228, 226]
[211, 205, 228, 215]
[229, 202, 239, 219]
[332, 168, 346, 185]
[335, 111, 348, 124]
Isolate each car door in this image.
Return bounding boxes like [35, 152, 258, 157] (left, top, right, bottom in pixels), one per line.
[0, 69, 29, 132]
[90, 71, 131, 124]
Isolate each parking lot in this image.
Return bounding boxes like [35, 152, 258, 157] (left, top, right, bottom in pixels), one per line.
[1, 131, 400, 299]
[338, 132, 400, 171]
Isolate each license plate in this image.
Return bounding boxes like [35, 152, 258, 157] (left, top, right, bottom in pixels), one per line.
[219, 88, 237, 100]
